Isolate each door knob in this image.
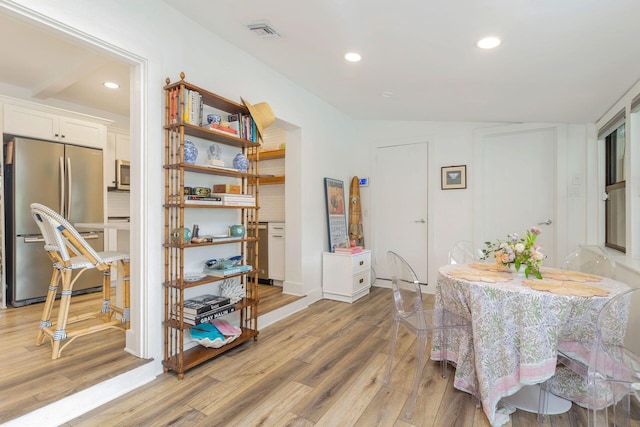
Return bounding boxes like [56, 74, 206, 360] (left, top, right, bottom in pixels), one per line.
[415, 218, 426, 223]
[537, 219, 552, 225]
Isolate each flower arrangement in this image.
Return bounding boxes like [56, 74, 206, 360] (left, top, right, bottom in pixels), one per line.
[482, 227, 545, 279]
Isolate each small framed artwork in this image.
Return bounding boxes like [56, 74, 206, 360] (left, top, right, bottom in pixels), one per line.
[324, 177, 349, 252]
[441, 165, 467, 190]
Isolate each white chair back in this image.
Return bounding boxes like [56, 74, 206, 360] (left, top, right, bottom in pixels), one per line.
[448, 240, 483, 264]
[563, 245, 614, 278]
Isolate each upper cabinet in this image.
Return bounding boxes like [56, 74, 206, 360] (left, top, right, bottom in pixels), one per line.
[105, 128, 130, 188]
[3, 104, 107, 149]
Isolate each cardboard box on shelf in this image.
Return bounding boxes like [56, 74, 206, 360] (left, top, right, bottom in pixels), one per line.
[213, 184, 241, 194]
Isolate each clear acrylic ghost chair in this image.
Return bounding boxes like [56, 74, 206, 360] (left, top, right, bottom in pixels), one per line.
[383, 251, 472, 419]
[588, 287, 640, 426]
[562, 245, 615, 279]
[538, 247, 615, 422]
[448, 240, 483, 265]
[30, 203, 130, 359]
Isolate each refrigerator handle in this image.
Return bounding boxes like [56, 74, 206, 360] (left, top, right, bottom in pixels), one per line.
[59, 156, 65, 214]
[66, 157, 72, 219]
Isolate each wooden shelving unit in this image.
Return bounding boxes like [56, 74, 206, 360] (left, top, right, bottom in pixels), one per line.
[249, 148, 285, 160]
[248, 148, 285, 185]
[162, 73, 260, 379]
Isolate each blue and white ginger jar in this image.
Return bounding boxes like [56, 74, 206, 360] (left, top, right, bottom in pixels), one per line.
[183, 139, 198, 164]
[233, 153, 249, 172]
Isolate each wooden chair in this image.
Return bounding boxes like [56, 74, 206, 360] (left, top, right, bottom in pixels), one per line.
[30, 203, 130, 359]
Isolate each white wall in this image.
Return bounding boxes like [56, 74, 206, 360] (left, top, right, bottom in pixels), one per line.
[355, 120, 593, 287]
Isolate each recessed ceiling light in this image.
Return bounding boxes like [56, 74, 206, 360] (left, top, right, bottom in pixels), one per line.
[344, 52, 361, 62]
[477, 36, 501, 49]
[103, 81, 120, 89]
[382, 91, 394, 98]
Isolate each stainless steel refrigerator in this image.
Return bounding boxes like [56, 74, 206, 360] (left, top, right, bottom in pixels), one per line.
[4, 136, 104, 306]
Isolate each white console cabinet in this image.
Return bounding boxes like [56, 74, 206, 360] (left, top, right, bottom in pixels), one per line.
[322, 250, 371, 303]
[3, 104, 106, 149]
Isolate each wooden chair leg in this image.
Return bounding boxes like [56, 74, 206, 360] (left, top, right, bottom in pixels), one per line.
[51, 269, 73, 360]
[122, 259, 130, 329]
[36, 268, 60, 346]
[102, 268, 112, 322]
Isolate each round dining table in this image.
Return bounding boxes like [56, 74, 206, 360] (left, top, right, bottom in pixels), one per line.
[432, 263, 630, 427]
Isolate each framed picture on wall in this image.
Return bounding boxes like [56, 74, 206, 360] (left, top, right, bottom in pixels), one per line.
[441, 165, 467, 190]
[324, 177, 348, 252]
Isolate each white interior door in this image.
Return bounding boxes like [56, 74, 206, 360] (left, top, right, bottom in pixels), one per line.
[474, 124, 557, 266]
[373, 142, 428, 282]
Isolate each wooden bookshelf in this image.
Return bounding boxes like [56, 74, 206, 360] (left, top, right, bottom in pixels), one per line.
[248, 148, 285, 161]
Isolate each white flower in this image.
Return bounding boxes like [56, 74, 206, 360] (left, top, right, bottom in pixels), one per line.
[514, 243, 525, 253]
[533, 250, 545, 261]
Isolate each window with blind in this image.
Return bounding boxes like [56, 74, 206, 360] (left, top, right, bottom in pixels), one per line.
[600, 110, 626, 252]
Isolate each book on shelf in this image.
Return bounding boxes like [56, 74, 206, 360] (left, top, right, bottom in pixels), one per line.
[211, 193, 255, 202]
[210, 193, 256, 207]
[178, 304, 236, 325]
[210, 123, 238, 136]
[185, 195, 222, 201]
[180, 294, 231, 316]
[204, 264, 253, 277]
[184, 195, 223, 205]
[334, 246, 364, 254]
[211, 318, 242, 336]
[223, 201, 255, 207]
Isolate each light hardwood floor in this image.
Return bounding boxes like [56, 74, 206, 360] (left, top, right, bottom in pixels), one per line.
[0, 284, 298, 423]
[0, 292, 148, 423]
[62, 286, 627, 427]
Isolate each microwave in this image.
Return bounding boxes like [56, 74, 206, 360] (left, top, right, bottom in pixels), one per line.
[115, 160, 130, 191]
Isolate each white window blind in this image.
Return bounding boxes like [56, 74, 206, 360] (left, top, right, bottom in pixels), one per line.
[631, 93, 640, 113]
[598, 109, 626, 139]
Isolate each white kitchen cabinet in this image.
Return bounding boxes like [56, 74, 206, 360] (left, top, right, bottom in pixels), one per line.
[105, 128, 130, 187]
[3, 104, 106, 149]
[268, 222, 285, 281]
[322, 250, 371, 303]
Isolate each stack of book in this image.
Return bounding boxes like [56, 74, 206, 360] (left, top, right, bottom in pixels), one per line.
[210, 123, 238, 136]
[212, 193, 255, 207]
[334, 246, 364, 254]
[227, 113, 257, 142]
[168, 87, 203, 126]
[204, 264, 252, 278]
[167, 88, 257, 143]
[184, 195, 222, 205]
[175, 294, 235, 325]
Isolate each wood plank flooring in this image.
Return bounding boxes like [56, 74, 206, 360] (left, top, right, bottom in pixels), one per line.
[258, 283, 303, 314]
[63, 287, 629, 427]
[0, 284, 300, 423]
[0, 292, 149, 423]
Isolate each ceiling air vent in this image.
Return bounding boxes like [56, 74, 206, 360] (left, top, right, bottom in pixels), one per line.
[247, 22, 281, 39]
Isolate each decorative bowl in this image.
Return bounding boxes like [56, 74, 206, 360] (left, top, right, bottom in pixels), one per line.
[193, 187, 211, 196]
[205, 255, 243, 270]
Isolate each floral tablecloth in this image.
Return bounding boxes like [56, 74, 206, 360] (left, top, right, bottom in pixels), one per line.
[432, 264, 630, 427]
